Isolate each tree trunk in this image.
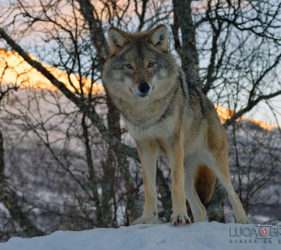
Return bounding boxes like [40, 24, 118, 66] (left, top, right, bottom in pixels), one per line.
[172, 0, 201, 88]
[106, 97, 138, 225]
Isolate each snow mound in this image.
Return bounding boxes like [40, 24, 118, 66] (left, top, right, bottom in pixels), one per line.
[1, 222, 280, 250]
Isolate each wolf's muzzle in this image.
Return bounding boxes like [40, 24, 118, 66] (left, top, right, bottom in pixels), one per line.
[138, 82, 150, 97]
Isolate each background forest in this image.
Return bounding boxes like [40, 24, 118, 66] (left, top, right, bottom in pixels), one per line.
[0, 0, 280, 241]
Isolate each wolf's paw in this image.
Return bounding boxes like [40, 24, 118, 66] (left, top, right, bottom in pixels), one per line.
[132, 214, 158, 225]
[170, 211, 190, 226]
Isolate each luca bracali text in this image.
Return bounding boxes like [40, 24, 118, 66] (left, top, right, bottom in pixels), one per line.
[229, 225, 281, 244]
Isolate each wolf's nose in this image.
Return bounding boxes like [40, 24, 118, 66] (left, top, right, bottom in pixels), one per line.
[138, 82, 150, 95]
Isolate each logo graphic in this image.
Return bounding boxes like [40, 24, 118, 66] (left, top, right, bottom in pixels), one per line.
[229, 225, 281, 244]
[260, 227, 268, 236]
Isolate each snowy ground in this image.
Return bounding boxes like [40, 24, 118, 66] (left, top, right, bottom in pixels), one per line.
[1, 222, 281, 250]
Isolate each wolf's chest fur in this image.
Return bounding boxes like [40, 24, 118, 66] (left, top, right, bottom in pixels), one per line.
[113, 83, 182, 141]
[126, 108, 178, 141]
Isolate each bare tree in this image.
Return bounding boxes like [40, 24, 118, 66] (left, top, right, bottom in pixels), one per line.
[172, 0, 281, 221]
[0, 75, 44, 239]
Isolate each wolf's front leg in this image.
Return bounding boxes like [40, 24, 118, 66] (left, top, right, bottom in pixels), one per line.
[167, 134, 190, 225]
[132, 140, 159, 225]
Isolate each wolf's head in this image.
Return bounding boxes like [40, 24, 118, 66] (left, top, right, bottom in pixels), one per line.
[102, 25, 178, 100]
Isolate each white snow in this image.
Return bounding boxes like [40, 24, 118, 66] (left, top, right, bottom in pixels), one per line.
[1, 222, 280, 250]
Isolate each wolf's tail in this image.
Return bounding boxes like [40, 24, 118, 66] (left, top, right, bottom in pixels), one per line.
[195, 166, 216, 206]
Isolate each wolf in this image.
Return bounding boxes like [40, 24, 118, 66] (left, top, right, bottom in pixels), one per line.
[102, 24, 248, 225]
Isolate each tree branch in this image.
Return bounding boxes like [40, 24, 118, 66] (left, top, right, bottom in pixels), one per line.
[0, 27, 138, 161]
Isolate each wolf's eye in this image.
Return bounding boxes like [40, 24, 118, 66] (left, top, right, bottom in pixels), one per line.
[147, 62, 155, 68]
[123, 64, 133, 70]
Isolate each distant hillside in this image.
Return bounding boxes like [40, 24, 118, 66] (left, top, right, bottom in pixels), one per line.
[0, 48, 104, 95]
[215, 106, 277, 131]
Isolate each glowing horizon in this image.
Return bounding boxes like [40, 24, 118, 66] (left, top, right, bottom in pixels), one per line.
[0, 48, 104, 96]
[0, 48, 277, 131]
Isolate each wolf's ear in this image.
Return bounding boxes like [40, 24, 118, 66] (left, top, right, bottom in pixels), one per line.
[148, 25, 168, 52]
[108, 27, 130, 56]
